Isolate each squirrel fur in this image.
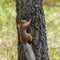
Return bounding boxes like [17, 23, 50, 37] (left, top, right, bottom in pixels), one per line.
[18, 18, 33, 44]
[17, 19, 36, 60]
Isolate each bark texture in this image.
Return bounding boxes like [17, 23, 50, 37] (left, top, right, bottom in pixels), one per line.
[16, 0, 50, 60]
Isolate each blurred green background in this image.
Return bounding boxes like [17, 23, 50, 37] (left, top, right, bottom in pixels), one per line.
[0, 0, 60, 60]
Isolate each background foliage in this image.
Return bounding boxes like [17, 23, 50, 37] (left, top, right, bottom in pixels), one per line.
[0, 0, 60, 60]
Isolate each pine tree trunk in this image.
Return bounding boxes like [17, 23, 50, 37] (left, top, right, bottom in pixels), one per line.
[16, 0, 50, 60]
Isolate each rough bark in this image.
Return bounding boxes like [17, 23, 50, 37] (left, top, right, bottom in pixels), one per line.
[16, 0, 50, 60]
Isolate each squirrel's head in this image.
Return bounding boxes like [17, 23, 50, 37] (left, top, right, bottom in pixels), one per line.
[18, 18, 32, 29]
[20, 19, 27, 25]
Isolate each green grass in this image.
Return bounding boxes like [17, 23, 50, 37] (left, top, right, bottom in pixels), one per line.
[43, 5, 60, 60]
[0, 1, 18, 60]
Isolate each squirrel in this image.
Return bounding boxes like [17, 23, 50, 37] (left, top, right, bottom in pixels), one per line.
[17, 18, 33, 44]
[17, 18, 36, 60]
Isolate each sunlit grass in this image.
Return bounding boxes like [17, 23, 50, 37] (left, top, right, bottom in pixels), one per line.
[43, 5, 60, 60]
[0, 1, 18, 60]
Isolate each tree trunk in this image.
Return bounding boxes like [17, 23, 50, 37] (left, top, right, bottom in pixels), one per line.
[16, 0, 50, 60]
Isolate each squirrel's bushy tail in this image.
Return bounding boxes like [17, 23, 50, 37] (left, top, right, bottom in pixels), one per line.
[23, 42, 36, 60]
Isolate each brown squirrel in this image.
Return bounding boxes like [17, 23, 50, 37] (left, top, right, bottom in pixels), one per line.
[17, 18, 33, 44]
[17, 19, 36, 60]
